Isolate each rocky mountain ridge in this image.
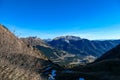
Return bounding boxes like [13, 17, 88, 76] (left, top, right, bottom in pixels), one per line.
[47, 35, 120, 57]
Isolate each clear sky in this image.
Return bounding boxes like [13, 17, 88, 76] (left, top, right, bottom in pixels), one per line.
[0, 0, 120, 40]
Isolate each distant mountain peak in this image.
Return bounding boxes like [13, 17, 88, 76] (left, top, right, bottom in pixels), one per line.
[54, 35, 81, 41]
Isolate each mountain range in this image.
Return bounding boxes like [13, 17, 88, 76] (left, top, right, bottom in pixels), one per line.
[21, 37, 76, 66]
[47, 36, 120, 63]
[21, 35, 120, 66]
[1, 24, 120, 80]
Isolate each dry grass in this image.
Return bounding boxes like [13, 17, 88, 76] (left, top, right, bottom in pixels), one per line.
[0, 24, 49, 80]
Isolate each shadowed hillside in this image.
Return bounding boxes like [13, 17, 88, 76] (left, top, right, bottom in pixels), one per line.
[96, 44, 120, 62]
[69, 44, 120, 80]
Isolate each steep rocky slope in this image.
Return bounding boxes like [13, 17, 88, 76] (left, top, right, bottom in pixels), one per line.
[0, 24, 51, 80]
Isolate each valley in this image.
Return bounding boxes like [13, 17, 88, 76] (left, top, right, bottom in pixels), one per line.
[0, 24, 120, 80]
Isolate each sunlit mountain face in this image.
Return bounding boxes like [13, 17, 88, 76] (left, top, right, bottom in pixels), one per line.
[46, 36, 120, 64]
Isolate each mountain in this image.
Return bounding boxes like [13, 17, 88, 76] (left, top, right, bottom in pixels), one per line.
[43, 38, 52, 42]
[21, 36, 49, 47]
[54, 35, 81, 41]
[21, 37, 77, 66]
[82, 44, 120, 80]
[47, 36, 120, 59]
[56, 44, 120, 80]
[0, 24, 53, 80]
[95, 44, 120, 62]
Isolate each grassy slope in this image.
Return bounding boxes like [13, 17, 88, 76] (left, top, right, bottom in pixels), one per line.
[0, 24, 50, 80]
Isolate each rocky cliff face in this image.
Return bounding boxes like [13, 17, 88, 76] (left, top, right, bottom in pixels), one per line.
[0, 24, 50, 80]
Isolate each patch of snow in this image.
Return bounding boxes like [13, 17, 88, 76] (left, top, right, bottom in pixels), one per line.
[48, 70, 56, 80]
[65, 39, 70, 43]
[51, 70, 56, 77]
[79, 78, 85, 80]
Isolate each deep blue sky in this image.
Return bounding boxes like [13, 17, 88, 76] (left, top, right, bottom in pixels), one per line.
[0, 0, 120, 40]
